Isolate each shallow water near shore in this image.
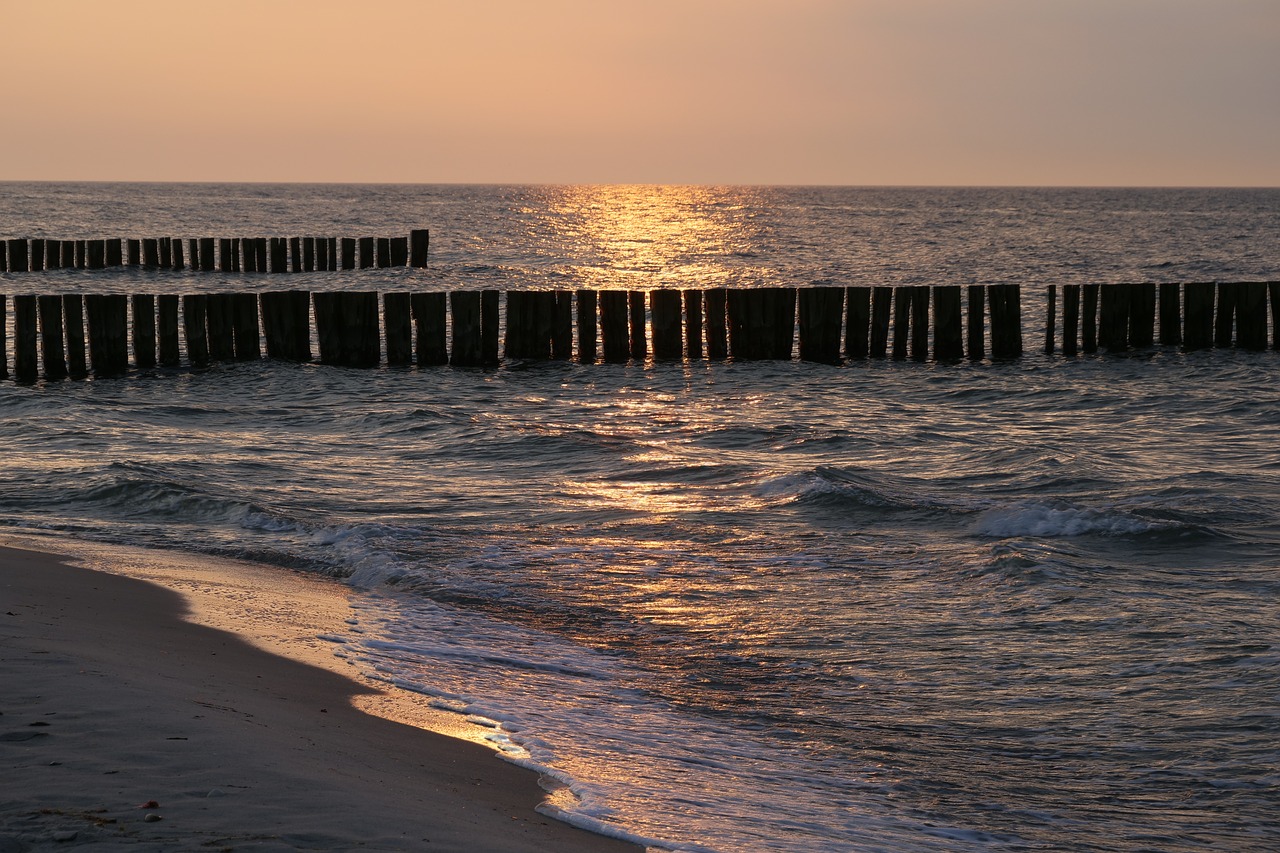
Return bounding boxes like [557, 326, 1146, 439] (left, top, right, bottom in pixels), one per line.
[1, 184, 1279, 851]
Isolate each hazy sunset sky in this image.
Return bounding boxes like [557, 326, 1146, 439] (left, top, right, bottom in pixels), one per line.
[4, 0, 1277, 186]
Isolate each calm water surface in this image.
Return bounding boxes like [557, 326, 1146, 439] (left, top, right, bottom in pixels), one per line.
[1, 184, 1277, 851]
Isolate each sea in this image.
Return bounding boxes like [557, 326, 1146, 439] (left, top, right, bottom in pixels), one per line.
[1, 183, 1278, 852]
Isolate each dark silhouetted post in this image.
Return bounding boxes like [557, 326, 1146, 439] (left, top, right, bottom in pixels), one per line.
[303, 237, 315, 272]
[934, 285, 963, 361]
[683, 290, 703, 360]
[1236, 282, 1267, 350]
[132, 295, 157, 368]
[232, 293, 261, 360]
[384, 293, 413, 365]
[30, 239, 45, 272]
[870, 287, 892, 358]
[376, 237, 392, 268]
[1158, 283, 1181, 346]
[410, 229, 429, 268]
[450, 291, 482, 366]
[7, 239, 29, 272]
[551, 291, 573, 360]
[704, 288, 727, 359]
[891, 287, 911, 359]
[270, 238, 288, 273]
[14, 296, 38, 383]
[798, 286, 843, 362]
[143, 238, 160, 268]
[910, 286, 929, 361]
[1214, 282, 1237, 348]
[1129, 283, 1156, 348]
[577, 289, 598, 363]
[183, 295, 209, 367]
[1062, 285, 1081, 356]
[126, 239, 141, 266]
[64, 295, 86, 378]
[1183, 283, 1214, 350]
[38, 296, 67, 381]
[481, 290, 499, 365]
[359, 237, 375, 269]
[1045, 285, 1057, 354]
[651, 289, 683, 360]
[411, 293, 448, 365]
[341, 238, 356, 270]
[1082, 285, 1099, 352]
[628, 291, 647, 359]
[158, 295, 180, 366]
[390, 236, 408, 267]
[599, 291, 630, 362]
[845, 286, 871, 359]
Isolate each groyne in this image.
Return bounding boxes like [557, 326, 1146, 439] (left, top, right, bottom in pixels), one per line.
[1, 232, 1276, 382]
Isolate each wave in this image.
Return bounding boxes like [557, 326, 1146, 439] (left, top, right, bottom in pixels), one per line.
[972, 500, 1185, 538]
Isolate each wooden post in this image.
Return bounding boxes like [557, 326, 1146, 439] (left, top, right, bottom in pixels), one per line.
[844, 287, 870, 359]
[1062, 285, 1081, 357]
[1236, 282, 1267, 350]
[1183, 283, 1214, 350]
[30, 239, 45, 272]
[1129, 283, 1156, 348]
[390, 236, 409, 267]
[651, 289, 683, 360]
[411, 293, 448, 365]
[1044, 285, 1057, 354]
[1271, 283, 1280, 350]
[313, 293, 341, 364]
[220, 238, 235, 272]
[326, 238, 337, 271]
[773, 288, 797, 359]
[200, 238, 215, 272]
[160, 237, 172, 268]
[0, 239, 7, 271]
[303, 237, 315, 272]
[481, 290, 500, 366]
[253, 238, 266, 272]
[1214, 282, 1237, 347]
[551, 291, 574, 360]
[869, 287, 892, 358]
[43, 239, 61, 269]
[346, 293, 381, 366]
[705, 288, 727, 359]
[577, 289, 599, 363]
[85, 295, 129, 377]
[6, 239, 28, 272]
[410, 229, 430, 268]
[599, 291, 630, 363]
[384, 293, 413, 365]
[359, 236, 375, 269]
[143, 238, 160, 268]
[798, 287, 843, 362]
[38, 295, 67, 381]
[75, 240, 88, 268]
[126, 239, 141, 266]
[315, 237, 329, 272]
[726, 290, 748, 359]
[682, 290, 704, 360]
[628, 291, 647, 360]
[1082, 285, 1099, 353]
[910, 286, 929, 361]
[132, 295, 157, 368]
[260, 290, 312, 362]
[502, 291, 524, 359]
[183, 295, 209, 367]
[64, 295, 86, 378]
[1098, 285, 1130, 351]
[158, 295, 180, 366]
[341, 238, 356, 270]
[891, 287, 911, 359]
[289, 237, 301, 272]
[376, 237, 392, 268]
[270, 237, 288, 273]
[0, 297, 6, 380]
[181, 239, 194, 271]
[205, 295, 235, 361]
[1158, 283, 1181, 346]
[14, 296, 38, 383]
[533, 291, 555, 360]
[933, 285, 963, 361]
[88, 240, 106, 269]
[60, 240, 75, 269]
[232, 293, 261, 360]
[450, 291, 482, 366]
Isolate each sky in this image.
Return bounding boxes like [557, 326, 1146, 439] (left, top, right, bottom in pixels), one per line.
[3, 0, 1277, 186]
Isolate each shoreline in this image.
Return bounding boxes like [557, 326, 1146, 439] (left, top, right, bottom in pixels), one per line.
[0, 543, 643, 851]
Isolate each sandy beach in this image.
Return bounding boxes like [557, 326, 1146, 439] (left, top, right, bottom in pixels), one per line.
[0, 544, 642, 852]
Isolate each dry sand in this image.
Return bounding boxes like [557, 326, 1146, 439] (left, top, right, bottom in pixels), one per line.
[0, 544, 642, 852]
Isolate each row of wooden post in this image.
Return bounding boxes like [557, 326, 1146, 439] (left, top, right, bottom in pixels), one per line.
[1042, 282, 1279, 354]
[0, 231, 430, 274]
[2, 282, 1276, 383]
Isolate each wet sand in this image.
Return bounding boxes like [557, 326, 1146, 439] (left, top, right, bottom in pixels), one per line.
[0, 545, 642, 851]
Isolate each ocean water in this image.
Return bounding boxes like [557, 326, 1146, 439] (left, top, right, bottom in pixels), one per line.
[1, 183, 1279, 852]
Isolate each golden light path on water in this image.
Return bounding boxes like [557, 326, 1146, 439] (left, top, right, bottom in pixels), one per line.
[537, 184, 773, 291]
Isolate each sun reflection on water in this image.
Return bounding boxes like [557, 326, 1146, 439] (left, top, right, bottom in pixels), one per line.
[538, 185, 772, 290]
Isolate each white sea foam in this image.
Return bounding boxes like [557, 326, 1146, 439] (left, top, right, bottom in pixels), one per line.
[972, 501, 1166, 538]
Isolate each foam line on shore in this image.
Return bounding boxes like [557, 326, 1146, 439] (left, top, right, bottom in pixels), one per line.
[0, 540, 642, 852]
